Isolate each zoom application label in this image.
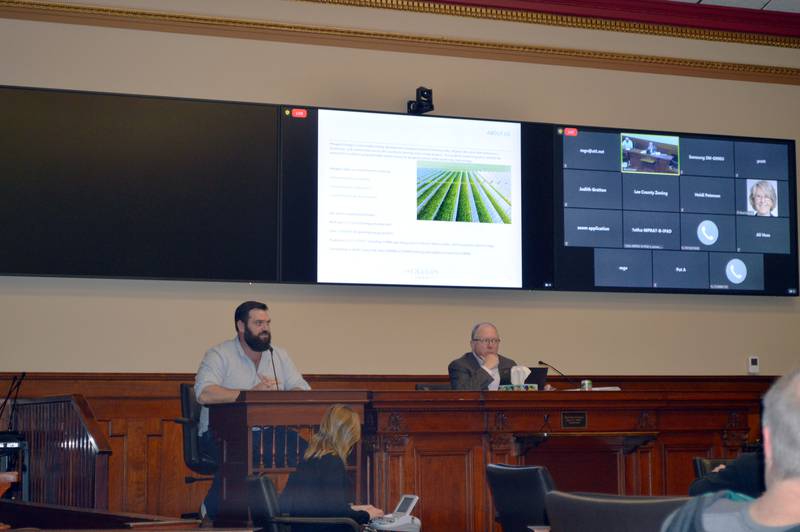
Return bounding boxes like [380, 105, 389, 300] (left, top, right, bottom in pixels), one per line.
[564, 208, 622, 248]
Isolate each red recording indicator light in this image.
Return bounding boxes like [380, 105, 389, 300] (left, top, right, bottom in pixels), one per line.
[564, 127, 578, 136]
[291, 108, 308, 118]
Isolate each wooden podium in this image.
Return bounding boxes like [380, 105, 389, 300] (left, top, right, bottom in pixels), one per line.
[208, 390, 370, 526]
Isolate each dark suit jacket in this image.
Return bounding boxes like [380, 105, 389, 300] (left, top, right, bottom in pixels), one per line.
[448, 352, 518, 390]
[688, 450, 765, 498]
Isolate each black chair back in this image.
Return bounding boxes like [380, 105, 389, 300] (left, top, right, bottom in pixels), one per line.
[249, 476, 361, 532]
[249, 475, 285, 532]
[176, 383, 217, 476]
[692, 457, 735, 478]
[486, 463, 555, 531]
[545, 490, 689, 532]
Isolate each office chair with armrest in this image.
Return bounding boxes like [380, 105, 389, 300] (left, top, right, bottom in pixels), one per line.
[486, 464, 555, 532]
[174, 383, 217, 482]
[545, 490, 689, 532]
[693, 457, 736, 478]
[249, 475, 362, 532]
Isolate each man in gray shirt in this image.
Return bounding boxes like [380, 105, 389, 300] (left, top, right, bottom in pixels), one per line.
[195, 300, 310, 519]
[662, 367, 800, 532]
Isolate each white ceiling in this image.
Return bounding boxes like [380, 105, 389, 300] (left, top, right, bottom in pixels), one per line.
[667, 0, 800, 13]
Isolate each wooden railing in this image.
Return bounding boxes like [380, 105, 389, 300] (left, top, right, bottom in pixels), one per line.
[14, 395, 111, 509]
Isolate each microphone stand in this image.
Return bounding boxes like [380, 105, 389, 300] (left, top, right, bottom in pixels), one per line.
[7, 373, 26, 431]
[0, 376, 18, 427]
[268, 347, 280, 390]
[538, 360, 580, 388]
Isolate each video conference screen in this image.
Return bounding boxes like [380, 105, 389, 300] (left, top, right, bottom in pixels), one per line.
[552, 126, 798, 295]
[315, 109, 523, 288]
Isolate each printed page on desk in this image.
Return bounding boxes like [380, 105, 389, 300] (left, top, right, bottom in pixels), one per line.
[317, 109, 522, 288]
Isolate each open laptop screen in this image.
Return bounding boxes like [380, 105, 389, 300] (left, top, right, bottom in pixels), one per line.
[525, 367, 548, 389]
[394, 495, 419, 515]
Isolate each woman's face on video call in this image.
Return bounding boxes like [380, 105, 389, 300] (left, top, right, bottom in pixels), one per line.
[753, 186, 774, 215]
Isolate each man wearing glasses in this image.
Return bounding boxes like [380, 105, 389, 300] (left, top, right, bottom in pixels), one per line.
[448, 322, 517, 390]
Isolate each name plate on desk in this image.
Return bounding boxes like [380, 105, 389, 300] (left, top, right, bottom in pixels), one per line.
[561, 411, 587, 429]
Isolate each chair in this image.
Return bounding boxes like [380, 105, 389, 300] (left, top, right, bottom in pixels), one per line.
[545, 490, 689, 532]
[174, 383, 217, 482]
[249, 475, 361, 532]
[414, 383, 451, 391]
[693, 457, 736, 478]
[486, 464, 555, 532]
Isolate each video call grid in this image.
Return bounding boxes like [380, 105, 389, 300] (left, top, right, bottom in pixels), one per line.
[559, 129, 793, 291]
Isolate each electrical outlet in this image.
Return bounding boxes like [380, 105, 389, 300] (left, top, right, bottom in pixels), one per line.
[748, 355, 760, 375]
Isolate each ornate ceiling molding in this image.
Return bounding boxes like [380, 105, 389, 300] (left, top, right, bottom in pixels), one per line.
[1, 0, 798, 85]
[303, 0, 800, 48]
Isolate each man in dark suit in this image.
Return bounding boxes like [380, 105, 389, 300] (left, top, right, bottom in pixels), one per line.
[448, 322, 517, 390]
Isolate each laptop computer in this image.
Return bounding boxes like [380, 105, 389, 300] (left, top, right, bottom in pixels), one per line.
[370, 494, 420, 531]
[524, 367, 548, 390]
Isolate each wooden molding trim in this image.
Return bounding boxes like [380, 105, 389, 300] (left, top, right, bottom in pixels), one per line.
[0, 1, 798, 85]
[0, 371, 775, 399]
[302, 0, 800, 48]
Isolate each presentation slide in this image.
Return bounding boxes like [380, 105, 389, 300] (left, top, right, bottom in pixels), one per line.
[317, 110, 522, 287]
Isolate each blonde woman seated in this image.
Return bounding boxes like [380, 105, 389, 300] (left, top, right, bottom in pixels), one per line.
[749, 180, 778, 217]
[279, 404, 384, 531]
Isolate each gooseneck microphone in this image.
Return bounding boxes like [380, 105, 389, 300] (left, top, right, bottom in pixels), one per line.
[538, 360, 580, 387]
[268, 346, 280, 390]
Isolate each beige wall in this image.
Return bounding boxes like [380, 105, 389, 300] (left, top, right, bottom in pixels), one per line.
[1, 1, 798, 375]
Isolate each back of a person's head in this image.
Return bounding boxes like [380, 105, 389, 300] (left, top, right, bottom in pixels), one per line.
[763, 367, 800, 481]
[304, 404, 361, 463]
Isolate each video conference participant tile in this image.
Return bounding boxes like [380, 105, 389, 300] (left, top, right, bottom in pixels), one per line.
[735, 179, 790, 217]
[653, 251, 709, 289]
[594, 248, 652, 288]
[679, 175, 735, 215]
[622, 173, 679, 212]
[680, 138, 734, 177]
[563, 169, 622, 210]
[709, 253, 764, 291]
[680, 214, 736, 252]
[736, 216, 791, 254]
[563, 130, 620, 172]
[734, 141, 789, 180]
[623, 211, 680, 250]
[564, 208, 622, 248]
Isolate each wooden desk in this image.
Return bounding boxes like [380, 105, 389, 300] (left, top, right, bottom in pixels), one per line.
[368, 390, 759, 532]
[627, 149, 675, 173]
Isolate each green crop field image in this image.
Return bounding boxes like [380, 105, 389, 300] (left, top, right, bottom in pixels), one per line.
[416, 162, 512, 224]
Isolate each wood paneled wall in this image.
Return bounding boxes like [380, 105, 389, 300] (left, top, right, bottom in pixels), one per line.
[0, 373, 772, 517]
